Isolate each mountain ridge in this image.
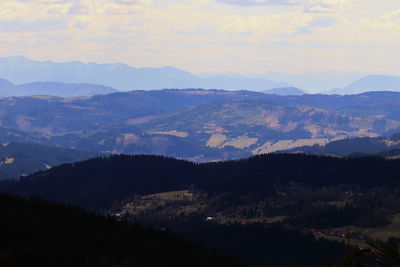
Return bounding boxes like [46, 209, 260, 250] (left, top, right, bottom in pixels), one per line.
[329, 74, 400, 94]
[0, 142, 102, 180]
[0, 89, 398, 160]
[2, 153, 400, 211]
[0, 78, 118, 97]
[0, 192, 242, 267]
[263, 87, 305, 95]
[0, 56, 291, 91]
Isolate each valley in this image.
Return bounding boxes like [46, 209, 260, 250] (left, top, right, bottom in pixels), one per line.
[2, 153, 400, 266]
[0, 142, 102, 180]
[0, 89, 399, 161]
[0, 192, 244, 267]
[4, 0, 400, 265]
[0, 88, 399, 266]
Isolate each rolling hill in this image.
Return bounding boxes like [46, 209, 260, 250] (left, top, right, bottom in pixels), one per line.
[2, 153, 399, 265]
[276, 136, 397, 155]
[0, 189, 351, 267]
[2, 153, 400, 211]
[260, 71, 364, 92]
[345, 75, 400, 93]
[330, 75, 400, 95]
[263, 87, 305, 95]
[1, 152, 400, 256]
[0, 78, 118, 97]
[0, 142, 102, 180]
[0, 192, 241, 267]
[0, 89, 399, 159]
[126, 100, 397, 157]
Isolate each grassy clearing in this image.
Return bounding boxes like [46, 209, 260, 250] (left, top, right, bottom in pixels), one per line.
[364, 214, 400, 240]
[330, 214, 400, 241]
[4, 157, 14, 164]
[144, 190, 194, 201]
[316, 214, 400, 248]
[118, 190, 206, 218]
[222, 136, 258, 149]
[252, 139, 328, 154]
[219, 215, 288, 224]
[206, 134, 227, 147]
[0, 157, 15, 165]
[148, 130, 189, 138]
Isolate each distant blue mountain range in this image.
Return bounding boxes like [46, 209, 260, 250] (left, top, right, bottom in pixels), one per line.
[329, 75, 400, 95]
[1, 56, 399, 95]
[0, 78, 117, 97]
[0, 56, 290, 92]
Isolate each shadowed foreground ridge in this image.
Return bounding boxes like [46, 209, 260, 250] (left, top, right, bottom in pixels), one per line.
[2, 153, 400, 211]
[0, 192, 243, 267]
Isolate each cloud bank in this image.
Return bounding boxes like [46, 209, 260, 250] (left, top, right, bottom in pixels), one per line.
[0, 0, 398, 76]
[215, 0, 302, 6]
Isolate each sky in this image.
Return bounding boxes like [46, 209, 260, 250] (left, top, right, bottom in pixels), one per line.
[0, 0, 399, 75]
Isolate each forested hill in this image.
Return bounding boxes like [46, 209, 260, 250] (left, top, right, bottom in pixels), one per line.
[276, 135, 400, 156]
[2, 153, 400, 211]
[0, 142, 102, 180]
[1, 90, 400, 160]
[0, 192, 242, 267]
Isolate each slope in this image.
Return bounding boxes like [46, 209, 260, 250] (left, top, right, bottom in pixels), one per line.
[274, 132, 400, 156]
[0, 78, 118, 97]
[263, 87, 305, 95]
[0, 192, 241, 267]
[331, 75, 400, 94]
[1, 90, 400, 159]
[1, 153, 399, 265]
[0, 142, 102, 180]
[2, 153, 400, 211]
[0, 56, 290, 91]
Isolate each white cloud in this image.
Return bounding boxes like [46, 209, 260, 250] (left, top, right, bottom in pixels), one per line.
[215, 0, 303, 6]
[303, 3, 333, 13]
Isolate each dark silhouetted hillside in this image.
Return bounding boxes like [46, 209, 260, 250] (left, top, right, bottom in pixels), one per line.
[0, 192, 243, 267]
[0, 142, 102, 180]
[2, 153, 400, 211]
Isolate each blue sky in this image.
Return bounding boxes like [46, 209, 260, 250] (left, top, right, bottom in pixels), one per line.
[0, 0, 399, 75]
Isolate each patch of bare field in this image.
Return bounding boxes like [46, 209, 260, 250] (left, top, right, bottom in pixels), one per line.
[126, 115, 158, 125]
[31, 96, 59, 100]
[148, 130, 189, 138]
[64, 105, 93, 110]
[116, 133, 141, 146]
[0, 157, 15, 165]
[363, 214, 400, 240]
[252, 139, 328, 155]
[221, 136, 258, 149]
[117, 190, 207, 217]
[316, 214, 400, 248]
[144, 190, 194, 201]
[219, 215, 288, 225]
[206, 134, 227, 147]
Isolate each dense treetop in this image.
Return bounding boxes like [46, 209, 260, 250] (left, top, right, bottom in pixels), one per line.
[2, 153, 400, 211]
[0, 192, 242, 267]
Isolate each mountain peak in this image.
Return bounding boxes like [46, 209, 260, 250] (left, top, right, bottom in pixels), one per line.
[0, 57, 296, 91]
[0, 78, 14, 87]
[326, 74, 400, 95]
[343, 74, 400, 94]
